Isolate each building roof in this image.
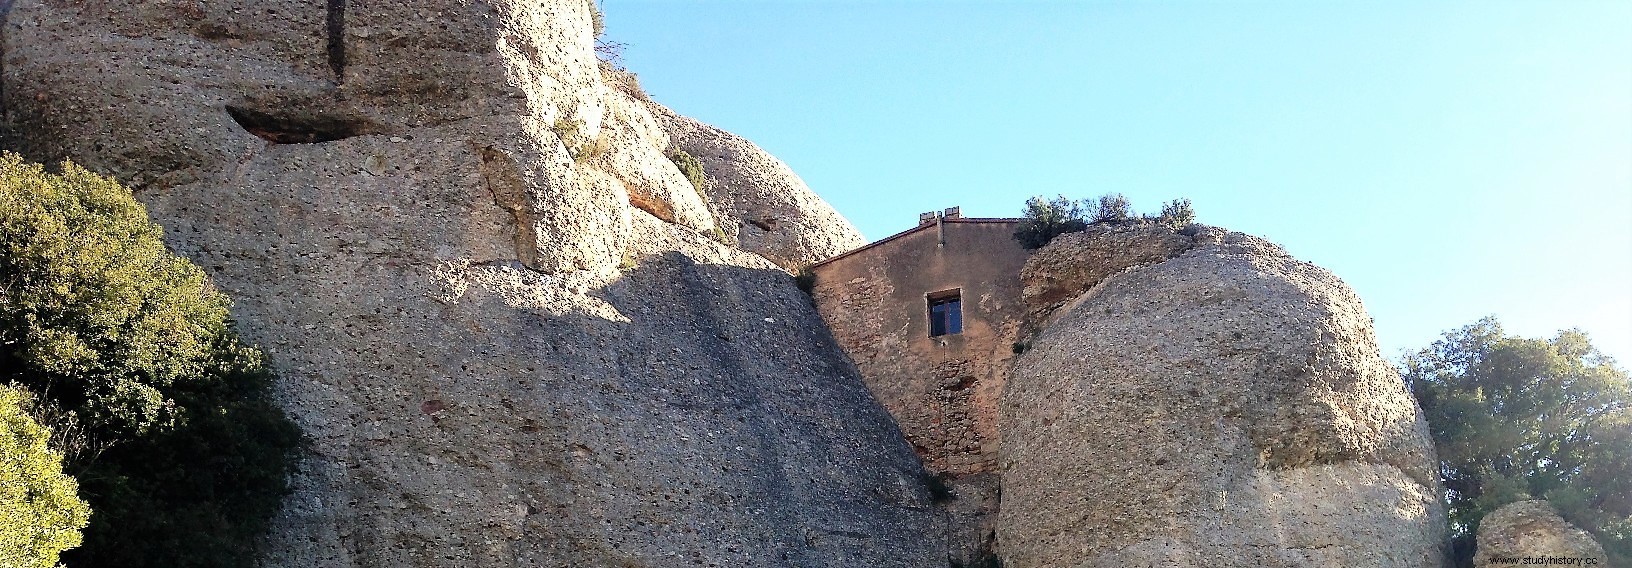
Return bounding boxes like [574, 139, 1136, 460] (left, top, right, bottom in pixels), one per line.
[810, 218, 1023, 269]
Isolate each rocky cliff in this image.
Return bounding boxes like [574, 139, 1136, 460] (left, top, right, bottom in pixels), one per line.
[999, 224, 1448, 567]
[1, 1, 935, 566]
[3, 1, 1458, 565]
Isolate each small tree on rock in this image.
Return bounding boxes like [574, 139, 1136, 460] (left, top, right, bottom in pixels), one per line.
[1157, 198, 1196, 229]
[1014, 195, 1088, 249]
[1090, 193, 1132, 223]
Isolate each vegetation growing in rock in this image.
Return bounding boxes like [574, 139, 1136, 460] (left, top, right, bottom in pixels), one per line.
[0, 153, 302, 567]
[552, 115, 581, 145]
[1089, 193, 1132, 223]
[669, 148, 707, 192]
[0, 385, 91, 568]
[1016, 194, 1200, 249]
[551, 116, 610, 162]
[601, 64, 651, 103]
[1404, 317, 1631, 567]
[588, 1, 651, 103]
[1013, 195, 1088, 249]
[1156, 198, 1195, 229]
[589, 0, 606, 39]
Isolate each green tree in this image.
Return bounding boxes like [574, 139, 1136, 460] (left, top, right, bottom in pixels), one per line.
[0, 153, 301, 567]
[1404, 317, 1631, 567]
[0, 385, 91, 568]
[1089, 192, 1132, 223]
[1014, 194, 1088, 249]
[1156, 198, 1196, 229]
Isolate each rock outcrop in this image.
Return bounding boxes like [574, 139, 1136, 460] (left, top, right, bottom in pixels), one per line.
[652, 105, 865, 271]
[1019, 221, 1214, 326]
[1, 1, 942, 566]
[998, 228, 1447, 567]
[1474, 501, 1608, 568]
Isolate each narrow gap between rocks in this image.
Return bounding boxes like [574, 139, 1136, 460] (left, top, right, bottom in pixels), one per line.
[326, 0, 346, 80]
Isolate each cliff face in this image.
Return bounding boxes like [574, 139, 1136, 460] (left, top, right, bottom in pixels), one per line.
[2, 1, 1456, 565]
[0, 1, 938, 566]
[1000, 227, 1447, 567]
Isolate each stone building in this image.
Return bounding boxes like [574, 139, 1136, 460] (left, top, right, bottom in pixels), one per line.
[809, 207, 1030, 477]
[808, 207, 1031, 563]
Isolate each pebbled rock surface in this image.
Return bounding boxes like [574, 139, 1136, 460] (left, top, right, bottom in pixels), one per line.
[1019, 221, 1215, 327]
[998, 232, 1447, 568]
[651, 104, 865, 271]
[1, 1, 942, 566]
[1474, 501, 1607, 568]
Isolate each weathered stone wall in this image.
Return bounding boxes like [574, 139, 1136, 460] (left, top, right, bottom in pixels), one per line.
[810, 218, 1030, 566]
[0, 1, 944, 566]
[811, 219, 1030, 477]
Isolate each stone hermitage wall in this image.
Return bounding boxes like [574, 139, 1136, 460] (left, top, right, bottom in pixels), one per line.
[809, 218, 1031, 565]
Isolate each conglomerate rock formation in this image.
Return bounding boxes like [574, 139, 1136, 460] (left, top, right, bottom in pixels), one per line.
[3, 1, 1456, 565]
[999, 228, 1448, 567]
[0, 1, 938, 566]
[651, 105, 865, 271]
[1474, 501, 1607, 568]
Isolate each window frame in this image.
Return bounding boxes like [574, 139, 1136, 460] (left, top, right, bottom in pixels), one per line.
[927, 288, 963, 337]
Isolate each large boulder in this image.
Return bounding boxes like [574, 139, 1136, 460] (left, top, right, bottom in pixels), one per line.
[998, 232, 1447, 567]
[651, 104, 865, 271]
[1, 1, 942, 566]
[1474, 501, 1608, 568]
[1019, 222, 1215, 324]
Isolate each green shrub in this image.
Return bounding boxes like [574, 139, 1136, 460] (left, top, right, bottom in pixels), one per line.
[668, 149, 707, 192]
[0, 385, 91, 568]
[0, 153, 301, 567]
[1157, 198, 1196, 229]
[1090, 193, 1132, 223]
[1013, 195, 1088, 249]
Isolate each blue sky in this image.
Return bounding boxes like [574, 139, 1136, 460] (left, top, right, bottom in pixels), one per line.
[602, 1, 1632, 366]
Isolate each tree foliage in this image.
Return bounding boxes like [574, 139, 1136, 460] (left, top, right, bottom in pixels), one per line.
[1157, 198, 1196, 229]
[1016, 194, 1200, 249]
[1090, 193, 1132, 223]
[1404, 317, 1631, 567]
[0, 385, 91, 568]
[0, 153, 301, 567]
[1014, 194, 1088, 249]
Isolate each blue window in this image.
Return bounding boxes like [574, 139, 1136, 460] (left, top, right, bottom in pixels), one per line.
[928, 290, 962, 337]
